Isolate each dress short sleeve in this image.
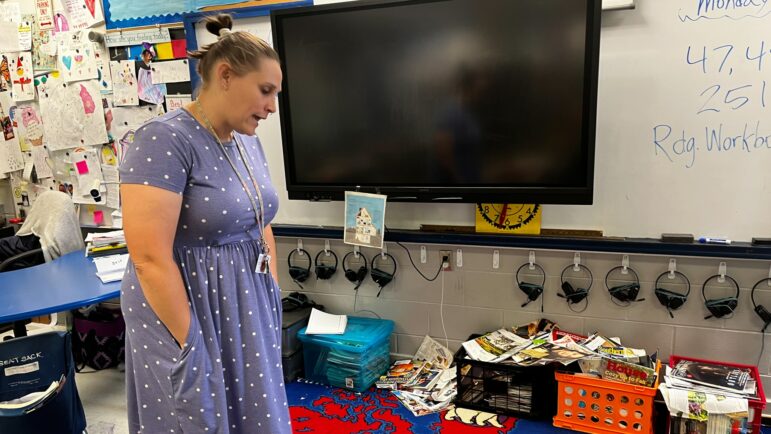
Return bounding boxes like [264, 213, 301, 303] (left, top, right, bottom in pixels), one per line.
[119, 121, 192, 195]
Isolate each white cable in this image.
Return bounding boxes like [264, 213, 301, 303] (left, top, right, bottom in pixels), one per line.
[440, 271, 449, 349]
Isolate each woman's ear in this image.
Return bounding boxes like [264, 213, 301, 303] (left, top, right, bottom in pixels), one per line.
[215, 62, 233, 91]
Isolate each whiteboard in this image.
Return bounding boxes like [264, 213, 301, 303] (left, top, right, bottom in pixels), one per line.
[196, 0, 771, 241]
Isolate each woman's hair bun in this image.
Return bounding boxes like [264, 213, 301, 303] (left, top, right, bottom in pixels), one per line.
[203, 14, 233, 37]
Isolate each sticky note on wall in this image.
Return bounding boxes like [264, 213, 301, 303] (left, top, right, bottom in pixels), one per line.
[93, 210, 104, 225]
[76, 160, 89, 175]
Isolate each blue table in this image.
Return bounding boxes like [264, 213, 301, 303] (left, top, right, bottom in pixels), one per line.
[0, 250, 122, 324]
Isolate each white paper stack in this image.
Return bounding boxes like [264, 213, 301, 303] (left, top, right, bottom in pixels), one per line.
[305, 308, 347, 335]
[92, 254, 129, 283]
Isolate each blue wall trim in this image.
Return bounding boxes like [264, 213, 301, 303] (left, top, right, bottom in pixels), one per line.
[271, 225, 771, 261]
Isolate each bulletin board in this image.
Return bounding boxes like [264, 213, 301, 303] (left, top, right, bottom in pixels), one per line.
[0, 0, 195, 228]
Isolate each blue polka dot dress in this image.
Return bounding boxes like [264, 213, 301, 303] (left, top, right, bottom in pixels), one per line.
[119, 109, 290, 434]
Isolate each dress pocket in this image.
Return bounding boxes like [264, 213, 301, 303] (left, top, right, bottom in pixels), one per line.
[169, 317, 225, 433]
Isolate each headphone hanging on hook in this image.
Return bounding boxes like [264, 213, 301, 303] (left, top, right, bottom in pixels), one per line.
[516, 261, 546, 311]
[654, 270, 691, 318]
[605, 265, 644, 306]
[751, 277, 771, 332]
[343, 251, 368, 290]
[371, 252, 397, 297]
[702, 272, 740, 320]
[559, 262, 593, 313]
[287, 248, 311, 289]
[314, 249, 338, 280]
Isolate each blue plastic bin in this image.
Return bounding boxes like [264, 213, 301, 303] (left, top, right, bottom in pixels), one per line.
[297, 316, 394, 392]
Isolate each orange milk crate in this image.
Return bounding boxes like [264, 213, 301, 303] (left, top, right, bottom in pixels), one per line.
[552, 360, 661, 434]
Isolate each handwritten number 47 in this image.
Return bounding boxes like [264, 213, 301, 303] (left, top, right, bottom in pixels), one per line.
[686, 42, 769, 73]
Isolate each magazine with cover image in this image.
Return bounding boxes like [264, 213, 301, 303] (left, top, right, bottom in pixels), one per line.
[671, 360, 754, 395]
[462, 329, 530, 362]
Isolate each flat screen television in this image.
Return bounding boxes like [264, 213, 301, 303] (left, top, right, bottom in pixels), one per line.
[271, 0, 601, 204]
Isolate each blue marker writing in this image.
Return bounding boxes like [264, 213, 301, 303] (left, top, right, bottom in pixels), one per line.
[699, 237, 731, 245]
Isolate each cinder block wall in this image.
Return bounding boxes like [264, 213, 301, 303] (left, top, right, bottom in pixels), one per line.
[275, 237, 771, 404]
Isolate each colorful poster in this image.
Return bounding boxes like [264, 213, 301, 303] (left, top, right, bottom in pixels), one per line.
[36, 0, 55, 30]
[32, 17, 57, 70]
[62, 0, 104, 30]
[0, 92, 25, 174]
[57, 31, 98, 82]
[109, 60, 138, 106]
[0, 55, 12, 92]
[9, 52, 35, 102]
[343, 191, 387, 249]
[37, 75, 108, 151]
[137, 66, 165, 105]
[16, 102, 45, 147]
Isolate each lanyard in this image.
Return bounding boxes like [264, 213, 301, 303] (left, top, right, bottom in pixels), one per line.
[194, 101, 269, 255]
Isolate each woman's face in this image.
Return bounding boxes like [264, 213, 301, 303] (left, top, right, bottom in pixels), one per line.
[225, 59, 282, 135]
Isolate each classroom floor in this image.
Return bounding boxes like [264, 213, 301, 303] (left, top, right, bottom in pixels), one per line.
[78, 369, 771, 434]
[76, 368, 129, 434]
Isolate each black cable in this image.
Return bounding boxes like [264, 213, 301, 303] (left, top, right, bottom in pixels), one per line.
[759, 329, 767, 368]
[384, 226, 443, 282]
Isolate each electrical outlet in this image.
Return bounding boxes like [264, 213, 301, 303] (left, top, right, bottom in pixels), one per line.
[440, 250, 452, 271]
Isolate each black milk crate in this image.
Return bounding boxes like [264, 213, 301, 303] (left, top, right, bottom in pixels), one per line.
[454, 344, 578, 420]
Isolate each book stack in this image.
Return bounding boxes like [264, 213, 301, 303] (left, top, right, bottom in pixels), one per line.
[85, 230, 127, 257]
[661, 360, 757, 434]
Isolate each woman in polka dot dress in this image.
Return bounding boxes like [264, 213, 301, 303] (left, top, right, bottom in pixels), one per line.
[119, 14, 290, 434]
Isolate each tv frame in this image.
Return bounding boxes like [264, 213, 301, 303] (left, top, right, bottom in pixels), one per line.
[271, 0, 601, 204]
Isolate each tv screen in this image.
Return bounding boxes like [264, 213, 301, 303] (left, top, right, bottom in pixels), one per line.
[272, 0, 600, 203]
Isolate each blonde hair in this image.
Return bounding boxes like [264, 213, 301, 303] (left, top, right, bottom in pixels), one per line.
[188, 14, 279, 86]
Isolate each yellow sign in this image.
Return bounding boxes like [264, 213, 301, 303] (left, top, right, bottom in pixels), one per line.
[475, 204, 541, 234]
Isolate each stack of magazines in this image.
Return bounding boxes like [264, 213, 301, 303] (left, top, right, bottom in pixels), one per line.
[460, 323, 658, 388]
[376, 336, 457, 417]
[660, 360, 757, 434]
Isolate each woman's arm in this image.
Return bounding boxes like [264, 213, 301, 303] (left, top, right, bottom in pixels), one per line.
[122, 184, 190, 347]
[264, 224, 279, 284]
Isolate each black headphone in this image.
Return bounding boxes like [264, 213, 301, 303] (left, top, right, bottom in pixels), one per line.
[605, 266, 644, 306]
[314, 250, 338, 280]
[559, 263, 593, 312]
[287, 248, 311, 289]
[516, 262, 546, 311]
[371, 253, 397, 297]
[282, 292, 321, 312]
[343, 251, 368, 290]
[654, 270, 691, 318]
[751, 278, 771, 332]
[702, 274, 740, 320]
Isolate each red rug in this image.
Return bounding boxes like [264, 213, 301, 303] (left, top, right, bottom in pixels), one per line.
[287, 380, 578, 434]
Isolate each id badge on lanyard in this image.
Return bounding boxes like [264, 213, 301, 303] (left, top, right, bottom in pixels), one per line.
[256, 253, 271, 274]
